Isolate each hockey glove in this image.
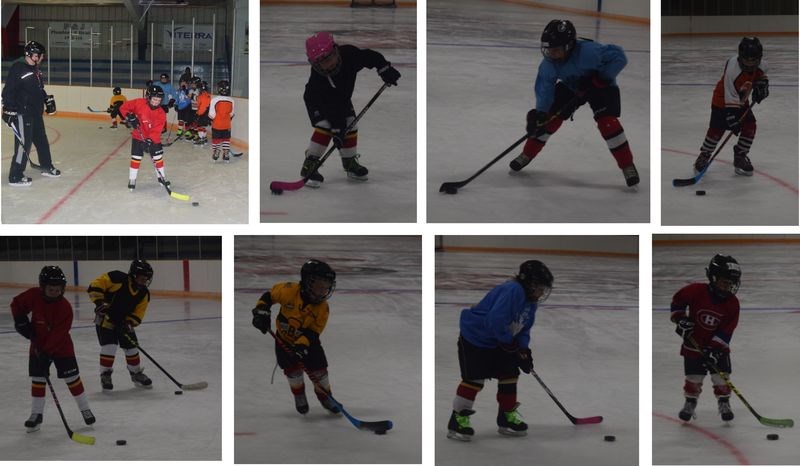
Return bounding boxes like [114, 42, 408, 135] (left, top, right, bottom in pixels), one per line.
[2, 107, 18, 128]
[378, 64, 401, 86]
[126, 112, 140, 129]
[674, 316, 694, 341]
[45, 95, 57, 115]
[331, 123, 347, 150]
[525, 109, 548, 137]
[724, 108, 742, 135]
[251, 307, 272, 334]
[517, 347, 534, 374]
[293, 344, 310, 363]
[702, 347, 724, 368]
[14, 316, 35, 340]
[93, 301, 109, 326]
[753, 77, 769, 104]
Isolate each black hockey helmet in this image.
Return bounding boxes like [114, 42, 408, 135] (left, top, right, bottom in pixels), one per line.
[737, 37, 762, 71]
[706, 254, 741, 297]
[516, 260, 554, 303]
[39, 265, 67, 301]
[145, 85, 165, 107]
[113, 86, 122, 95]
[541, 19, 576, 62]
[191, 76, 202, 86]
[160, 72, 170, 81]
[129, 259, 154, 289]
[300, 259, 336, 304]
[217, 80, 231, 96]
[24, 41, 46, 57]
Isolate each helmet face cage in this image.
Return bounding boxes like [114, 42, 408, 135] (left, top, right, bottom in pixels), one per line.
[146, 85, 164, 107]
[113, 87, 122, 95]
[25, 41, 46, 58]
[738, 37, 763, 71]
[517, 260, 554, 303]
[217, 80, 231, 96]
[706, 254, 741, 296]
[541, 20, 576, 62]
[39, 265, 66, 300]
[300, 260, 336, 304]
[129, 260, 154, 288]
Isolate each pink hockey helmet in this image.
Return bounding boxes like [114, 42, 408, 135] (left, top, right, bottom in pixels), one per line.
[306, 32, 341, 76]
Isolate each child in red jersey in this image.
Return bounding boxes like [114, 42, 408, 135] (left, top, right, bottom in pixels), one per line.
[119, 85, 169, 191]
[670, 254, 741, 423]
[693, 37, 768, 176]
[10, 266, 95, 432]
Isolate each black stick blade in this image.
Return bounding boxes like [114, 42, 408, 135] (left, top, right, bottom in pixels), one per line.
[672, 177, 698, 187]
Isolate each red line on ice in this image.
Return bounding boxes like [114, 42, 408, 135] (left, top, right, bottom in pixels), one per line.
[652, 411, 751, 465]
[37, 137, 129, 224]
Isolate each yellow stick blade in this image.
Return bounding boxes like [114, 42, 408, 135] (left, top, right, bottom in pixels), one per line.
[71, 432, 96, 445]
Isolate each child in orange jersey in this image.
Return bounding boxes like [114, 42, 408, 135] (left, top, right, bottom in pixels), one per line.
[209, 80, 235, 162]
[194, 80, 212, 146]
[119, 85, 169, 191]
[11, 266, 95, 433]
[693, 37, 768, 176]
[251, 260, 341, 415]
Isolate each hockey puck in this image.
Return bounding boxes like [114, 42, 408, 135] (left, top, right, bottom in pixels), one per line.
[767, 433, 779, 440]
[374, 430, 387, 435]
[444, 187, 458, 195]
[604, 435, 616, 442]
[174, 390, 183, 395]
[695, 190, 706, 196]
[116, 439, 127, 445]
[271, 188, 283, 195]
[191, 202, 199, 206]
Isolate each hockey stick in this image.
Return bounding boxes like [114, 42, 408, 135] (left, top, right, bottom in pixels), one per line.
[672, 93, 755, 187]
[132, 126, 191, 201]
[438, 92, 587, 194]
[269, 83, 390, 194]
[686, 336, 793, 428]
[266, 329, 393, 433]
[122, 332, 208, 390]
[86, 106, 108, 113]
[44, 374, 96, 445]
[530, 369, 603, 425]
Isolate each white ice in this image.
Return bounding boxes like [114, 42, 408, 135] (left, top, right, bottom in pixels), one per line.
[234, 236, 421, 463]
[427, 0, 650, 223]
[661, 36, 798, 225]
[0, 288, 221, 460]
[436, 249, 639, 465]
[261, 5, 417, 223]
[653, 243, 800, 464]
[0, 117, 248, 223]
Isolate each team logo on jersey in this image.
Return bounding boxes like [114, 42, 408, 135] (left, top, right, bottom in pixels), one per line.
[696, 309, 721, 329]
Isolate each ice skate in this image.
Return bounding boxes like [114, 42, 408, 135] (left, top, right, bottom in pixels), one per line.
[497, 403, 528, 436]
[718, 397, 734, 422]
[130, 369, 153, 389]
[509, 153, 533, 172]
[212, 148, 220, 161]
[294, 393, 309, 414]
[301, 154, 324, 188]
[694, 151, 712, 174]
[81, 409, 96, 425]
[9, 176, 32, 187]
[341, 155, 368, 181]
[24, 413, 42, 433]
[733, 153, 753, 176]
[128, 180, 136, 192]
[622, 164, 640, 187]
[447, 409, 475, 442]
[678, 397, 697, 422]
[101, 369, 114, 391]
[110, 121, 118, 129]
[40, 166, 61, 178]
[319, 396, 341, 414]
[222, 150, 230, 163]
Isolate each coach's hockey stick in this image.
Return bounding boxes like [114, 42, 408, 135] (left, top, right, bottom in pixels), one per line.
[132, 126, 191, 201]
[672, 91, 755, 187]
[687, 336, 793, 428]
[439, 93, 586, 194]
[267, 329, 393, 433]
[7, 119, 46, 171]
[269, 83, 390, 194]
[530, 369, 603, 425]
[122, 333, 208, 390]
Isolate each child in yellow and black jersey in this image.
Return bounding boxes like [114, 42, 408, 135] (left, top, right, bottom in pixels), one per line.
[252, 259, 340, 415]
[107, 86, 127, 129]
[87, 259, 153, 391]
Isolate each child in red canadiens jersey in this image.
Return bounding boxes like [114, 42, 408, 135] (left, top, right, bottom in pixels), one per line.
[671, 254, 741, 423]
[11, 266, 95, 433]
[119, 85, 169, 191]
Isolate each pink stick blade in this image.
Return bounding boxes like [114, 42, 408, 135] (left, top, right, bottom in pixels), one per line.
[269, 179, 306, 192]
[574, 416, 603, 425]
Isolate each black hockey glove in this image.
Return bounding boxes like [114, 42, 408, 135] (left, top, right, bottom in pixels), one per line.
[378, 64, 401, 86]
[702, 347, 724, 368]
[45, 95, 57, 115]
[752, 77, 769, 104]
[2, 107, 18, 128]
[93, 301, 109, 326]
[293, 343, 310, 363]
[125, 112, 140, 129]
[674, 316, 694, 340]
[517, 347, 534, 374]
[724, 107, 742, 135]
[251, 307, 272, 334]
[330, 122, 347, 149]
[14, 316, 35, 340]
[525, 109, 548, 137]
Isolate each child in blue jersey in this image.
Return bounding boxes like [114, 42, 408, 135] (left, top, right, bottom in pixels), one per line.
[510, 19, 640, 188]
[446, 260, 554, 442]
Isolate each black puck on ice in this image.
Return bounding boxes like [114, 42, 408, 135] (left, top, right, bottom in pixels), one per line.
[271, 188, 283, 195]
[174, 390, 183, 395]
[116, 439, 127, 445]
[695, 190, 706, 196]
[191, 202, 199, 206]
[767, 433, 779, 440]
[604, 435, 616, 442]
[374, 430, 387, 435]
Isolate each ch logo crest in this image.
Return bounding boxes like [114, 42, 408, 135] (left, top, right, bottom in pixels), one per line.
[697, 310, 720, 329]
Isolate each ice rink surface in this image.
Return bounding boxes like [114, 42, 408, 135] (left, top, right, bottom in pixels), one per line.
[234, 236, 421, 463]
[661, 36, 798, 226]
[261, 5, 417, 223]
[0, 288, 221, 460]
[428, 0, 650, 223]
[436, 250, 639, 465]
[0, 115, 249, 223]
[653, 243, 800, 464]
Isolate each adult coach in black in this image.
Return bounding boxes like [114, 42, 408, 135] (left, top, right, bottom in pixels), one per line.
[1, 41, 60, 187]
